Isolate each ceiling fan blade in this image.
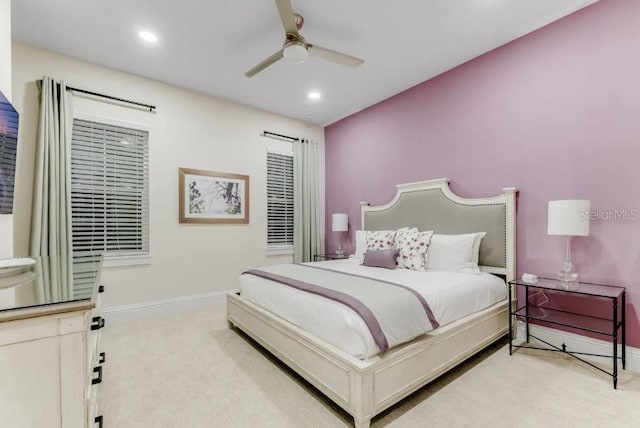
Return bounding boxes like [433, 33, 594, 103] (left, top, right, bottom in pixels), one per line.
[275, 0, 299, 36]
[307, 45, 364, 68]
[245, 50, 284, 78]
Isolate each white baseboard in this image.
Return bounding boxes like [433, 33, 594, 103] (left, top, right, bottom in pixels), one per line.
[103, 289, 236, 322]
[514, 322, 639, 374]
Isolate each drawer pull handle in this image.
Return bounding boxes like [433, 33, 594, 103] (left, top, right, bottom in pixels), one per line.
[99, 352, 106, 364]
[95, 415, 103, 428]
[92, 365, 103, 385]
[98, 285, 105, 293]
[91, 316, 105, 331]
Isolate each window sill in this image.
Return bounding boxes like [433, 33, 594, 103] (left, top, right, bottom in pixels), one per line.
[103, 254, 152, 268]
[266, 245, 293, 256]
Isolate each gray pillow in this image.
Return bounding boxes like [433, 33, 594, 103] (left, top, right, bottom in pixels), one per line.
[362, 248, 399, 269]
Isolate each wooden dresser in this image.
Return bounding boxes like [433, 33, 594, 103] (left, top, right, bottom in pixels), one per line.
[0, 255, 105, 428]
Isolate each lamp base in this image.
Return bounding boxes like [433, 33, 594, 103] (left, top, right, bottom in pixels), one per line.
[557, 235, 579, 287]
[557, 270, 579, 283]
[556, 270, 578, 289]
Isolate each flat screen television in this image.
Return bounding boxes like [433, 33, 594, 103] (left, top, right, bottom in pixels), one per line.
[0, 90, 19, 214]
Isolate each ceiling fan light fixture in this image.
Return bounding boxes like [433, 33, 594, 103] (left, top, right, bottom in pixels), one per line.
[283, 41, 308, 64]
[138, 30, 158, 43]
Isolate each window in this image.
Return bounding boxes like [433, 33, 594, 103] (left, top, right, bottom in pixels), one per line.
[267, 149, 294, 253]
[70, 117, 149, 264]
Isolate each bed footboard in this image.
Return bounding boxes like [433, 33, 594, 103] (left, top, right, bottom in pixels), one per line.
[227, 292, 508, 428]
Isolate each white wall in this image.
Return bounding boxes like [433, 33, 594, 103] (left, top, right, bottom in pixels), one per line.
[0, 0, 12, 259]
[11, 42, 325, 309]
[0, 0, 10, 99]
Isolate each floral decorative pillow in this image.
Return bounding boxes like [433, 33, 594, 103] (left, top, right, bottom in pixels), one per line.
[365, 230, 396, 251]
[396, 230, 434, 271]
[394, 227, 418, 248]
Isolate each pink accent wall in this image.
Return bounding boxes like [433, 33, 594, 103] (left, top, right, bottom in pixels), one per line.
[325, 0, 640, 347]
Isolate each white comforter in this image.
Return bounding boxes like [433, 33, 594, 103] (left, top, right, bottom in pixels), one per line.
[239, 259, 507, 359]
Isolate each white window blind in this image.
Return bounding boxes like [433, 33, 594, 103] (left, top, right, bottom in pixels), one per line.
[70, 118, 149, 257]
[267, 150, 294, 248]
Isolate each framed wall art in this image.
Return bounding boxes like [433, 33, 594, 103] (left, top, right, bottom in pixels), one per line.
[178, 168, 249, 224]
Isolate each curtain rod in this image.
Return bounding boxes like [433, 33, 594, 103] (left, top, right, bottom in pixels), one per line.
[261, 130, 300, 142]
[66, 86, 156, 112]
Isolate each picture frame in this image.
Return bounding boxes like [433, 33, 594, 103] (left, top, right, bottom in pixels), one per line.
[178, 168, 249, 224]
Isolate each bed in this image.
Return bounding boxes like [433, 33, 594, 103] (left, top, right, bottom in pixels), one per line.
[227, 178, 517, 428]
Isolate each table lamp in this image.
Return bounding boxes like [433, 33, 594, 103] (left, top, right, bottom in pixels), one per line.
[547, 200, 590, 283]
[332, 213, 349, 257]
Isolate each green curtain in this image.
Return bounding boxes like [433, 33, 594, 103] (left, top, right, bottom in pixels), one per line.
[30, 76, 74, 303]
[293, 139, 321, 263]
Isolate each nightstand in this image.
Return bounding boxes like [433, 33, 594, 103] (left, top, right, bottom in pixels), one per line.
[508, 276, 626, 389]
[313, 253, 350, 262]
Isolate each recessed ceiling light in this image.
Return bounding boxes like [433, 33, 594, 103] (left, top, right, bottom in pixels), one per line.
[139, 30, 158, 43]
[308, 91, 321, 100]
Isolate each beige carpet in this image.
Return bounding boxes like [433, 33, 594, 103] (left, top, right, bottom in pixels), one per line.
[99, 306, 640, 427]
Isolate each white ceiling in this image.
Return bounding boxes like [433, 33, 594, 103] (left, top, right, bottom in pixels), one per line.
[11, 0, 598, 126]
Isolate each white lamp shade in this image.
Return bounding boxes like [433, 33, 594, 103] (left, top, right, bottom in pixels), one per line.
[547, 200, 590, 236]
[332, 213, 349, 232]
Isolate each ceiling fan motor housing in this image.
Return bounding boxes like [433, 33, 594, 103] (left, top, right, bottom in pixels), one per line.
[283, 39, 308, 63]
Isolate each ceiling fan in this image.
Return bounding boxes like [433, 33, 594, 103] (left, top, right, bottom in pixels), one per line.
[245, 0, 365, 78]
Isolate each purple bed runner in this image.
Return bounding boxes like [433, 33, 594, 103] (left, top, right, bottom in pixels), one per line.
[242, 264, 439, 353]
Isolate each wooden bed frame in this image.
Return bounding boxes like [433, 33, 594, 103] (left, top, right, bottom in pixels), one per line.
[227, 178, 517, 427]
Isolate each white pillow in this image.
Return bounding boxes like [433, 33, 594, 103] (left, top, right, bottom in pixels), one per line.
[426, 232, 486, 273]
[471, 232, 486, 265]
[354, 230, 367, 259]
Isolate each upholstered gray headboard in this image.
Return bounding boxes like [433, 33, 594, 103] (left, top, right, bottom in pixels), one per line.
[361, 178, 517, 281]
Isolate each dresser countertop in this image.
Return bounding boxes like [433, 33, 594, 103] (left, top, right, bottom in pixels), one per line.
[0, 254, 103, 322]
